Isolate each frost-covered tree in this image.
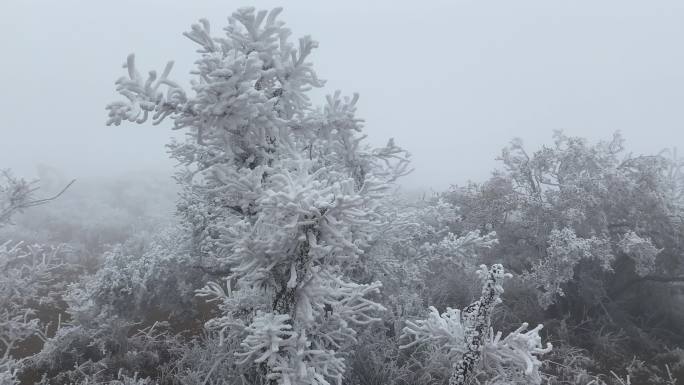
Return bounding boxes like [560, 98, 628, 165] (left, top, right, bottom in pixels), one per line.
[446, 132, 684, 378]
[107, 7, 409, 384]
[0, 170, 73, 227]
[0, 171, 34, 227]
[448, 132, 684, 306]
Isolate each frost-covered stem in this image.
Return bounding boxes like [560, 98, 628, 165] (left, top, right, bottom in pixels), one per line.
[449, 264, 507, 385]
[272, 224, 320, 316]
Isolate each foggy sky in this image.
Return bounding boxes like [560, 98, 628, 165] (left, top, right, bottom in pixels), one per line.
[1, 0, 683, 191]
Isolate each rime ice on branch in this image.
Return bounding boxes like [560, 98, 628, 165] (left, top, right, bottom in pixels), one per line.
[400, 264, 551, 385]
[107, 7, 410, 385]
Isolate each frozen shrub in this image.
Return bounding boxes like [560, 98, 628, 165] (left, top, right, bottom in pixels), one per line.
[401, 264, 551, 385]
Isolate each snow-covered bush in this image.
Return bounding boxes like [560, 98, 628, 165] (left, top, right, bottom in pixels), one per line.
[0, 240, 70, 383]
[335, 196, 508, 385]
[0, 357, 19, 385]
[26, 228, 201, 384]
[525, 227, 613, 309]
[617, 231, 662, 277]
[421, 230, 498, 269]
[360, 195, 497, 317]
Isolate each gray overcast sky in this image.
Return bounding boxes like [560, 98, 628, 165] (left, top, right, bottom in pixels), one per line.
[1, 0, 683, 191]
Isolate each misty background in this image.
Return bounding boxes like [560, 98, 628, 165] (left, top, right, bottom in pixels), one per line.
[1, 0, 683, 192]
[3, 3, 684, 384]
